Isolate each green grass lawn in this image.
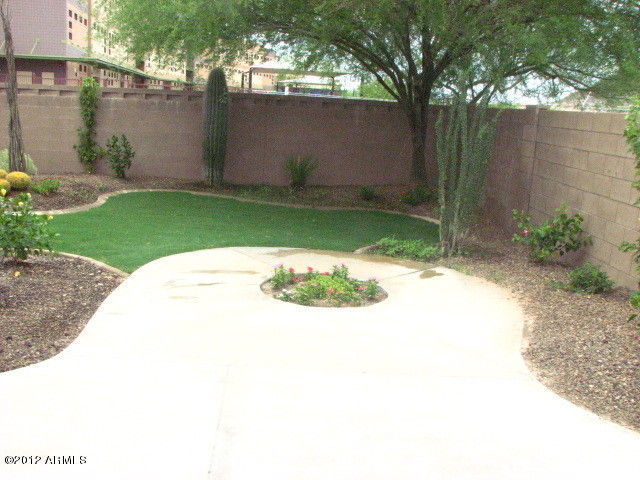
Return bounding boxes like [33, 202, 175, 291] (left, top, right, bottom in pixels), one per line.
[51, 191, 439, 272]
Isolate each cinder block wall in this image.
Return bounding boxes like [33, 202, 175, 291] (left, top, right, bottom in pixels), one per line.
[485, 107, 639, 289]
[0, 86, 413, 185]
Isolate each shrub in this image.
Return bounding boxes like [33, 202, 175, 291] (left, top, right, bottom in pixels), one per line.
[6, 171, 31, 190]
[106, 134, 135, 178]
[0, 193, 57, 260]
[359, 185, 376, 201]
[567, 263, 614, 294]
[375, 236, 441, 261]
[31, 178, 61, 195]
[401, 184, 436, 206]
[512, 205, 591, 262]
[0, 169, 6, 178]
[268, 264, 381, 306]
[284, 155, 318, 190]
[74, 77, 101, 173]
[628, 291, 640, 329]
[0, 179, 10, 195]
[0, 149, 37, 175]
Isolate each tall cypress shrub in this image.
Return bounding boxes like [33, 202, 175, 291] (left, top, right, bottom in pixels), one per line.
[203, 68, 229, 186]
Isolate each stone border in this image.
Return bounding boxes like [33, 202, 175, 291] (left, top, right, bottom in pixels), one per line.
[57, 252, 129, 278]
[35, 188, 441, 225]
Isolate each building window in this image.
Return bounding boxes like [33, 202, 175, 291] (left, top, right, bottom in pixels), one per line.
[69, 32, 72, 40]
[74, 13, 77, 20]
[69, 21, 72, 28]
[84, 19, 87, 26]
[69, 10, 72, 17]
[79, 16, 83, 23]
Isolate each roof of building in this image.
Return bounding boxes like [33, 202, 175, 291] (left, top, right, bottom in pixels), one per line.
[0, 53, 189, 84]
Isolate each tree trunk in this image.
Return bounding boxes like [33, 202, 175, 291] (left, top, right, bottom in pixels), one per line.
[405, 94, 430, 181]
[0, 1, 25, 172]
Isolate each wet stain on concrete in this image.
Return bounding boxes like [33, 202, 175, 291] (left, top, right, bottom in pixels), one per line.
[420, 270, 443, 279]
[267, 248, 433, 271]
[190, 269, 259, 275]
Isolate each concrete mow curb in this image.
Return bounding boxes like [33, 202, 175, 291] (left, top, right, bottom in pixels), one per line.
[34, 188, 441, 224]
[0, 247, 637, 480]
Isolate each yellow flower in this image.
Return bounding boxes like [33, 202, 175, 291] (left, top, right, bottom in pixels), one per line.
[47, 215, 53, 220]
[14, 271, 21, 277]
[17, 201, 24, 207]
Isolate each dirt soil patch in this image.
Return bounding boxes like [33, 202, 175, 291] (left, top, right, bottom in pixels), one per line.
[434, 222, 640, 433]
[0, 255, 125, 373]
[19, 174, 439, 218]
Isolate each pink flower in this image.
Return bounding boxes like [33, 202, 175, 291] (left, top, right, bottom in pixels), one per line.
[307, 266, 314, 272]
[292, 277, 301, 282]
[357, 286, 365, 291]
[523, 229, 529, 236]
[321, 272, 330, 275]
[289, 267, 295, 273]
[327, 288, 335, 294]
[273, 263, 283, 269]
[369, 277, 378, 282]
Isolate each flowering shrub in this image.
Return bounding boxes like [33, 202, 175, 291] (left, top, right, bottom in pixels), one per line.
[267, 264, 382, 306]
[31, 178, 61, 195]
[0, 192, 57, 260]
[511, 205, 591, 262]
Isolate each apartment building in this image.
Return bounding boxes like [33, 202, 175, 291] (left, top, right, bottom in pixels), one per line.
[195, 46, 277, 89]
[0, 0, 185, 88]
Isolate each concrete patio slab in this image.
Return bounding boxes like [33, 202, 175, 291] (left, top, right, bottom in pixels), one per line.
[0, 247, 638, 479]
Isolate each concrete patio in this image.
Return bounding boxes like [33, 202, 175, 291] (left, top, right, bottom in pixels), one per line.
[0, 247, 638, 479]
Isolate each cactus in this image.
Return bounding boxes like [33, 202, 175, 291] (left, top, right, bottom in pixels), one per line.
[436, 80, 498, 255]
[203, 68, 229, 186]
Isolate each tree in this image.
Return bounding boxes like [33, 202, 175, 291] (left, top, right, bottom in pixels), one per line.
[0, 0, 25, 172]
[104, 0, 640, 180]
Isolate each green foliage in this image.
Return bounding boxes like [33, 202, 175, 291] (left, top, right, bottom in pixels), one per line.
[401, 184, 436, 206]
[0, 149, 37, 175]
[203, 68, 229, 186]
[623, 97, 640, 161]
[0, 178, 10, 194]
[284, 155, 318, 190]
[106, 134, 135, 178]
[628, 291, 640, 329]
[437, 74, 498, 256]
[74, 77, 100, 173]
[30, 178, 60, 195]
[512, 206, 591, 262]
[375, 236, 441, 262]
[6, 171, 31, 190]
[566, 263, 614, 294]
[269, 264, 381, 306]
[0, 193, 57, 260]
[359, 185, 376, 201]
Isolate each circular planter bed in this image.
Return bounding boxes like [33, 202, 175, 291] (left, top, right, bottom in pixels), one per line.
[261, 264, 387, 307]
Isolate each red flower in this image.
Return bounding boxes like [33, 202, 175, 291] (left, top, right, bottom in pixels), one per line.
[307, 266, 314, 272]
[292, 277, 300, 282]
[321, 272, 330, 275]
[327, 288, 335, 294]
[289, 267, 295, 273]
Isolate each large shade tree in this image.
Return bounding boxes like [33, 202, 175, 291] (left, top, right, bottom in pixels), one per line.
[103, 0, 640, 180]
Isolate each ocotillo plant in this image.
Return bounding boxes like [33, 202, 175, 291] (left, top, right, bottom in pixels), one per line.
[203, 68, 229, 186]
[436, 83, 498, 255]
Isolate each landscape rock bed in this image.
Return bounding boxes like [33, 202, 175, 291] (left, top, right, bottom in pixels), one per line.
[0, 255, 125, 372]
